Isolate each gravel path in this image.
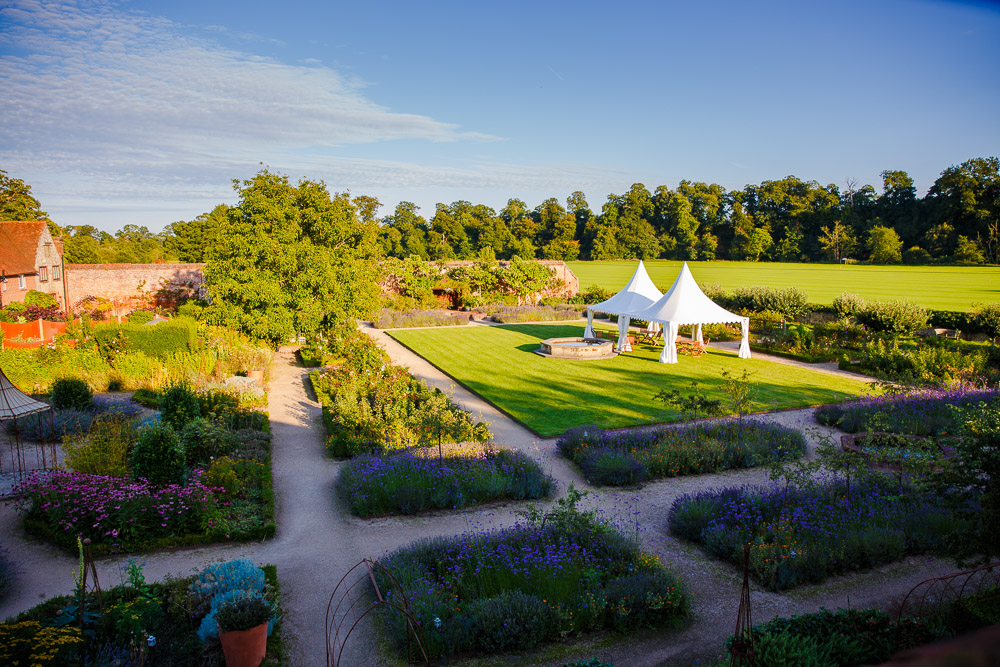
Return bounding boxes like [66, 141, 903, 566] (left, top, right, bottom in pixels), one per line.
[0, 335, 962, 666]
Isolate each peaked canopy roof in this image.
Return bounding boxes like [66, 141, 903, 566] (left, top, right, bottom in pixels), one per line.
[630, 262, 744, 325]
[588, 260, 663, 316]
[0, 368, 51, 420]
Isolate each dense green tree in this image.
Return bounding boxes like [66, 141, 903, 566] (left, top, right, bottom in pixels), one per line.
[379, 201, 430, 259]
[653, 187, 699, 259]
[535, 198, 579, 260]
[925, 157, 1000, 247]
[0, 169, 49, 221]
[818, 221, 857, 261]
[877, 170, 922, 245]
[164, 205, 228, 262]
[203, 169, 381, 344]
[867, 225, 903, 264]
[953, 235, 986, 264]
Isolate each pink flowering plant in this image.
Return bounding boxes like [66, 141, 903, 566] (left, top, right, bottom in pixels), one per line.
[14, 469, 228, 553]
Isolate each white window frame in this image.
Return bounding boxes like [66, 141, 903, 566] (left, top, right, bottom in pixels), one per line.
[18, 275, 26, 290]
[39, 266, 48, 282]
[52, 265, 61, 280]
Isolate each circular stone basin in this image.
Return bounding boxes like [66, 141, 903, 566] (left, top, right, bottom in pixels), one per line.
[537, 337, 615, 359]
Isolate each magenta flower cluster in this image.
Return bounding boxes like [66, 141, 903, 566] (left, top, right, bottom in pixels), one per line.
[14, 469, 223, 546]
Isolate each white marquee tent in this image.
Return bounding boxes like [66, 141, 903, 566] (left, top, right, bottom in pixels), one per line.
[629, 262, 751, 364]
[583, 260, 663, 352]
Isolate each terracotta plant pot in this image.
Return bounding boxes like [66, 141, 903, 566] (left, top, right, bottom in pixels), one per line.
[219, 622, 267, 667]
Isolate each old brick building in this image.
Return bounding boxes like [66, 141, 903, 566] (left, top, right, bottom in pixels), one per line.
[0, 221, 69, 308]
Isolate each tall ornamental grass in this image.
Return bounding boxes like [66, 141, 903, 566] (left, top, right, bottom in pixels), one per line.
[377, 517, 690, 660]
[815, 387, 1000, 435]
[336, 444, 553, 516]
[558, 421, 806, 486]
[668, 479, 957, 590]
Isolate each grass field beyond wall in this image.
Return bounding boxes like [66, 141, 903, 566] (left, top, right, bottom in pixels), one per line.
[389, 323, 870, 436]
[568, 260, 1000, 311]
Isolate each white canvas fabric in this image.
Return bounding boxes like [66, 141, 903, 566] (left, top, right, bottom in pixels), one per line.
[616, 315, 632, 352]
[586, 260, 663, 318]
[630, 262, 750, 364]
[0, 369, 51, 419]
[583, 309, 595, 338]
[738, 317, 751, 359]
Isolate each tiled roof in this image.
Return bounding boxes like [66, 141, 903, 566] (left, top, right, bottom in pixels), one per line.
[0, 221, 49, 276]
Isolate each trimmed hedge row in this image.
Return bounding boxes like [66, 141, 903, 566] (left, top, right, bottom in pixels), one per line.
[92, 318, 197, 360]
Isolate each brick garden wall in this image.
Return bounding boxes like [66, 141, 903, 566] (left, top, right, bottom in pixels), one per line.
[65, 263, 205, 314]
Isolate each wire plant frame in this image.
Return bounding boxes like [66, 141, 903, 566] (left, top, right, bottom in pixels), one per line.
[0, 367, 57, 482]
[325, 558, 429, 666]
[893, 560, 1000, 631]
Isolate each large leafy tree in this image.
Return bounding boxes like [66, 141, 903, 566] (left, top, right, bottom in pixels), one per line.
[0, 169, 49, 221]
[867, 225, 903, 264]
[203, 169, 382, 344]
[164, 204, 229, 262]
[925, 157, 1000, 250]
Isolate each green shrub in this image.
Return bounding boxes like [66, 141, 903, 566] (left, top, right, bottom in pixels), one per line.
[179, 417, 235, 465]
[92, 319, 196, 361]
[24, 290, 57, 308]
[730, 285, 809, 320]
[127, 310, 155, 324]
[971, 302, 1000, 341]
[468, 590, 549, 653]
[130, 423, 185, 486]
[903, 246, 933, 265]
[856, 299, 928, 335]
[579, 284, 614, 304]
[177, 302, 203, 319]
[110, 351, 162, 390]
[160, 384, 201, 430]
[856, 339, 990, 387]
[832, 292, 866, 320]
[50, 378, 93, 410]
[131, 387, 161, 408]
[229, 429, 271, 461]
[63, 413, 138, 477]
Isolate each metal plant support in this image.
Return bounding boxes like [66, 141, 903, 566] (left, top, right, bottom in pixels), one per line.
[0, 367, 56, 483]
[894, 561, 1000, 630]
[730, 543, 755, 666]
[325, 558, 429, 666]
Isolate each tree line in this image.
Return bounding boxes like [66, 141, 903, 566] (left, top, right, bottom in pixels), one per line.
[3, 157, 999, 266]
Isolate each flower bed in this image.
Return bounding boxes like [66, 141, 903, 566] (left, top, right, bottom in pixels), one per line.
[376, 514, 690, 660]
[558, 421, 807, 486]
[486, 304, 582, 323]
[0, 559, 282, 665]
[15, 385, 276, 555]
[815, 387, 1000, 435]
[372, 308, 470, 329]
[668, 480, 958, 590]
[840, 432, 954, 472]
[310, 333, 490, 457]
[337, 444, 553, 516]
[724, 608, 944, 667]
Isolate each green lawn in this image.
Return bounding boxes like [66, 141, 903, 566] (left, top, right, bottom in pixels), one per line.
[389, 322, 870, 437]
[568, 260, 1000, 312]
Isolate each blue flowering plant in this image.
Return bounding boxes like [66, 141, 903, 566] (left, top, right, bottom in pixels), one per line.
[374, 489, 690, 660]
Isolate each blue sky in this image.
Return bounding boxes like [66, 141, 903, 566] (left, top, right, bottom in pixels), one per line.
[2, 0, 999, 232]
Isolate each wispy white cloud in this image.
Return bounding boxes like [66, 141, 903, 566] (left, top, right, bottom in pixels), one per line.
[0, 0, 627, 227]
[0, 0, 493, 153]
